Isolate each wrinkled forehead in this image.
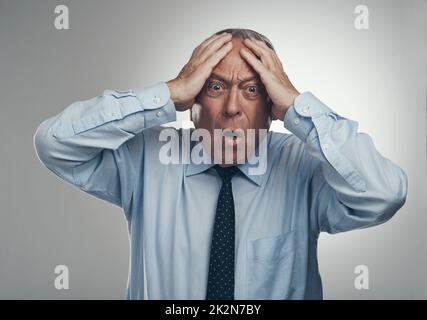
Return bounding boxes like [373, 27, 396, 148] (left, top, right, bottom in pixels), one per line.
[210, 38, 259, 83]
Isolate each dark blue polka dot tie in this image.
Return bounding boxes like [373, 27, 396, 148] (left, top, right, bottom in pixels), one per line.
[206, 164, 240, 300]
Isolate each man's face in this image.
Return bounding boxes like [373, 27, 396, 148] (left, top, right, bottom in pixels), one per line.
[192, 37, 271, 165]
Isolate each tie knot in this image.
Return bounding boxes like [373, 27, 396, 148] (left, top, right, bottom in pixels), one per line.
[214, 165, 239, 182]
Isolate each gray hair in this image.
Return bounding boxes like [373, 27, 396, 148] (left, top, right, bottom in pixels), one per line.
[214, 28, 275, 51]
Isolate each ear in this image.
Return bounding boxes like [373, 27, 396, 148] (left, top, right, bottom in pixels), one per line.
[192, 91, 203, 120]
[190, 96, 198, 122]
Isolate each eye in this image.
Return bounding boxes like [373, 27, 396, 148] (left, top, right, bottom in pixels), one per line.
[211, 83, 222, 91]
[247, 85, 258, 93]
[207, 81, 223, 90]
[244, 85, 260, 98]
[206, 81, 224, 96]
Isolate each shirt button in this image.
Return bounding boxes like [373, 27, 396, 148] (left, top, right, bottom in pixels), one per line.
[322, 143, 329, 149]
[156, 111, 163, 117]
[153, 96, 161, 104]
[293, 118, 300, 126]
[302, 106, 310, 114]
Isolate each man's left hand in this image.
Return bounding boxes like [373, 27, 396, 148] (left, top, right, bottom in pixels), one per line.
[240, 38, 300, 120]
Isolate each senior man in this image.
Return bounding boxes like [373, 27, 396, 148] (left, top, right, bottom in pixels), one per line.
[34, 28, 408, 300]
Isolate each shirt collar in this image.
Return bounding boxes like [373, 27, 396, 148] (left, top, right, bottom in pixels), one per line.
[185, 130, 270, 187]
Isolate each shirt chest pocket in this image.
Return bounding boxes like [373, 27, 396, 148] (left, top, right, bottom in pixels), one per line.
[246, 230, 297, 299]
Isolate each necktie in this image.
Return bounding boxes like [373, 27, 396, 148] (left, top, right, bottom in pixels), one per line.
[206, 164, 240, 300]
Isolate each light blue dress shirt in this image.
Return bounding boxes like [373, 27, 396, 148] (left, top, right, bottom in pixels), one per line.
[34, 81, 408, 299]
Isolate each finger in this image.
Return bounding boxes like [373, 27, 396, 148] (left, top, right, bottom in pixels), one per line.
[253, 39, 284, 68]
[243, 38, 275, 69]
[256, 39, 283, 68]
[253, 39, 271, 51]
[239, 47, 269, 80]
[199, 33, 229, 52]
[199, 33, 232, 62]
[191, 33, 227, 58]
[203, 41, 233, 70]
[249, 38, 279, 67]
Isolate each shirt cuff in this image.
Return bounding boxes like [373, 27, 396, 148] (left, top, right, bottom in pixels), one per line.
[283, 91, 334, 142]
[143, 97, 177, 128]
[133, 81, 177, 128]
[133, 81, 172, 110]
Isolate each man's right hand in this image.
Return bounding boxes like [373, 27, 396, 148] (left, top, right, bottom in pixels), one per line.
[167, 33, 233, 112]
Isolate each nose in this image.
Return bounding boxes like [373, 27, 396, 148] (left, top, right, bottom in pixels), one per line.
[222, 86, 242, 118]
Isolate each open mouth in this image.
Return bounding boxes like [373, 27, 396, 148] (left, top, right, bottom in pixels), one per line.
[222, 129, 243, 139]
[222, 128, 244, 146]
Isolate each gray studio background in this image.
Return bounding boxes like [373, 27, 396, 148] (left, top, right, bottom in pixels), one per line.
[0, 0, 425, 299]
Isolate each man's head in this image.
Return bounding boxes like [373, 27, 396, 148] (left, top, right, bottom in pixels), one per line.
[191, 28, 275, 165]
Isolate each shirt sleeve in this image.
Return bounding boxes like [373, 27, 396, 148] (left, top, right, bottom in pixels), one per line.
[283, 92, 408, 234]
[33, 81, 176, 221]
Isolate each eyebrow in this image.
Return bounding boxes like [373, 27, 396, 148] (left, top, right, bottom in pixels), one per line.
[208, 72, 260, 85]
